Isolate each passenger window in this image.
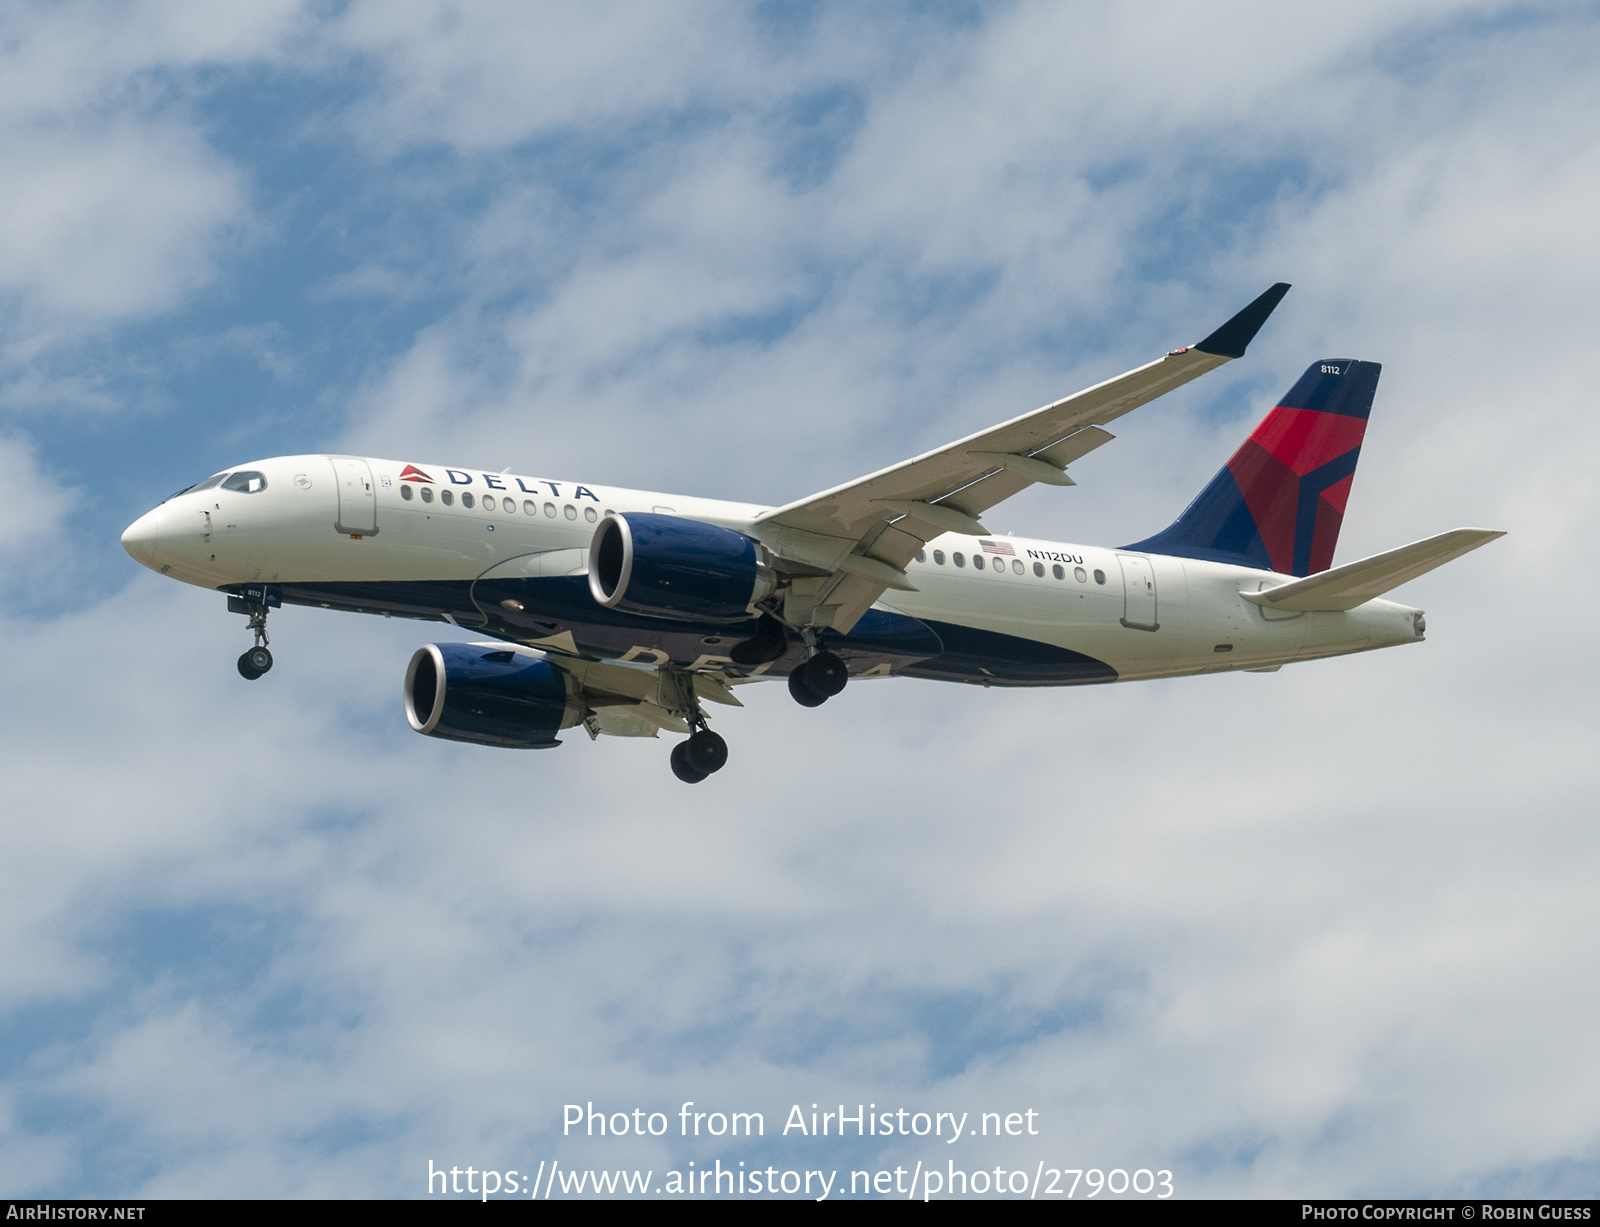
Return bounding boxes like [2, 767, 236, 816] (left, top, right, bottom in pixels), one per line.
[933, 550, 945, 565]
[461, 492, 475, 508]
[1012, 559, 1024, 575]
[564, 504, 577, 520]
[1093, 569, 1106, 584]
[915, 550, 926, 563]
[1052, 564, 1064, 579]
[953, 552, 965, 567]
[400, 484, 414, 501]
[421, 487, 434, 504]
[585, 506, 598, 523]
[1033, 561, 1045, 577]
[441, 490, 454, 506]
[544, 502, 557, 517]
[524, 500, 536, 515]
[1075, 566, 1087, 582]
[222, 471, 267, 494]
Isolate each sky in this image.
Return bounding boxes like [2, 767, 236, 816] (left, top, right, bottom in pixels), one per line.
[1, 0, 1597, 1200]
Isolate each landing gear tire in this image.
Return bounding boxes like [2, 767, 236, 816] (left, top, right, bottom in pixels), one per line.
[684, 729, 728, 776]
[787, 663, 828, 707]
[806, 650, 848, 697]
[238, 647, 272, 679]
[670, 741, 710, 784]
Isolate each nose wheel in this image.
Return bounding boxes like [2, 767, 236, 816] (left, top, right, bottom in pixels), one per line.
[229, 589, 278, 681]
[238, 646, 274, 680]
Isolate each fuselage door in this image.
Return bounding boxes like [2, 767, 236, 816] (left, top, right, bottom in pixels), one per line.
[1117, 553, 1158, 631]
[330, 457, 379, 536]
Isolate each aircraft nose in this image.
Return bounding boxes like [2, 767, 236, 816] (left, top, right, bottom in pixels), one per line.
[121, 508, 165, 569]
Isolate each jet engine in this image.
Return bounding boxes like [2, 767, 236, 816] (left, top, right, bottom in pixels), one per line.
[404, 642, 583, 748]
[588, 512, 775, 623]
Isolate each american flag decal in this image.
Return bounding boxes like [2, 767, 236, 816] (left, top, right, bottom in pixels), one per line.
[979, 539, 1015, 556]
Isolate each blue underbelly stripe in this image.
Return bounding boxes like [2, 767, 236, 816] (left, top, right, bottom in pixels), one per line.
[263, 577, 1116, 685]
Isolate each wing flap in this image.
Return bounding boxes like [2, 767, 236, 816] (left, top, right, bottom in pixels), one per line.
[1034, 424, 1116, 470]
[1239, 528, 1505, 611]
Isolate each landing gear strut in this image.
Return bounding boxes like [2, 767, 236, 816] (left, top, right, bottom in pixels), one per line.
[229, 589, 277, 681]
[661, 669, 730, 784]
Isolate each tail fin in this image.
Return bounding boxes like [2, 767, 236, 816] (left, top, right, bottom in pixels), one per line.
[1125, 358, 1381, 576]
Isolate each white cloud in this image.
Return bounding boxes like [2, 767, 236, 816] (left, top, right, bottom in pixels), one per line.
[331, 0, 775, 153]
[0, 122, 245, 321]
[0, 0, 303, 348]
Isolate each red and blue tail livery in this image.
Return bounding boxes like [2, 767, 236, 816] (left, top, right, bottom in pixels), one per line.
[1126, 359, 1380, 576]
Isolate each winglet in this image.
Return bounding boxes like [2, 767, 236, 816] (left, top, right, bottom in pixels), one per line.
[1194, 282, 1292, 359]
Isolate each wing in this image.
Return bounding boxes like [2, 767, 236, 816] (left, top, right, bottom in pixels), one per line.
[752, 283, 1292, 632]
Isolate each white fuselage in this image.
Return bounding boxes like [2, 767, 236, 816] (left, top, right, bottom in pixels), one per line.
[122, 453, 1424, 684]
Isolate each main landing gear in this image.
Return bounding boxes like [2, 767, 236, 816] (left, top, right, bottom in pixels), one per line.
[670, 728, 729, 784]
[787, 647, 847, 708]
[662, 669, 730, 785]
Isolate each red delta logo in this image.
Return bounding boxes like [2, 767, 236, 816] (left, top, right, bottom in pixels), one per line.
[399, 465, 434, 483]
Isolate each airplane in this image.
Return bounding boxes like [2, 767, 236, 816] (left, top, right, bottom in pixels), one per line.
[121, 284, 1503, 783]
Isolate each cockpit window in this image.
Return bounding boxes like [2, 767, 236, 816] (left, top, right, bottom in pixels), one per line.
[221, 471, 267, 494]
[166, 472, 230, 500]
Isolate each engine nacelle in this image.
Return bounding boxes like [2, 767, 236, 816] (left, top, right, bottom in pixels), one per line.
[404, 643, 582, 748]
[588, 512, 774, 623]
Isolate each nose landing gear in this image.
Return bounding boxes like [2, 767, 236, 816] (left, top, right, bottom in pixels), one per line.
[228, 585, 280, 680]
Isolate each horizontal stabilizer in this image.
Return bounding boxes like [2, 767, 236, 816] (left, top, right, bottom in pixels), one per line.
[1239, 528, 1505, 611]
